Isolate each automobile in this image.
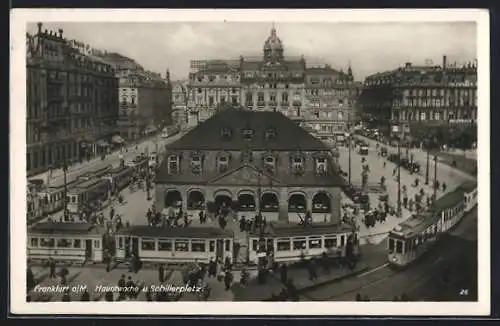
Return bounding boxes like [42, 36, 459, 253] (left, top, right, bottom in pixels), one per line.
[359, 146, 369, 156]
[380, 147, 388, 157]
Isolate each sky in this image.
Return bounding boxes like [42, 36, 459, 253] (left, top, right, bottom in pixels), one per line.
[26, 22, 477, 81]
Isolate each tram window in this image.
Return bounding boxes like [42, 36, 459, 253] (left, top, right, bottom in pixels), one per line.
[57, 238, 71, 248]
[225, 240, 231, 251]
[388, 238, 395, 252]
[277, 239, 291, 251]
[191, 241, 206, 252]
[340, 235, 346, 247]
[40, 238, 55, 248]
[141, 239, 155, 251]
[252, 240, 258, 251]
[118, 237, 123, 249]
[158, 239, 172, 251]
[396, 240, 403, 254]
[209, 240, 215, 252]
[293, 239, 307, 250]
[324, 237, 338, 248]
[94, 240, 101, 249]
[74, 239, 81, 248]
[309, 238, 322, 249]
[175, 240, 189, 252]
[30, 237, 38, 247]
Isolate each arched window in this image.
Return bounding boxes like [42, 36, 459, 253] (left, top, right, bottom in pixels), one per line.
[312, 192, 330, 213]
[288, 193, 307, 213]
[164, 190, 182, 208]
[187, 191, 205, 210]
[237, 193, 256, 212]
[261, 193, 279, 212]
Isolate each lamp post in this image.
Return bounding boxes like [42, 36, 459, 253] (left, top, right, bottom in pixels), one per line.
[433, 155, 438, 202]
[62, 160, 69, 221]
[425, 143, 430, 185]
[397, 133, 402, 218]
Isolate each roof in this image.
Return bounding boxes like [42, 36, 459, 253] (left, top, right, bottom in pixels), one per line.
[459, 180, 477, 192]
[68, 178, 108, 194]
[306, 67, 343, 76]
[115, 226, 233, 239]
[433, 187, 466, 211]
[29, 222, 103, 236]
[391, 212, 439, 238]
[250, 222, 353, 238]
[166, 110, 330, 151]
[241, 59, 305, 71]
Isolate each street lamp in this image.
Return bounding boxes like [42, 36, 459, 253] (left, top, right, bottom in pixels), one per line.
[425, 140, 430, 185]
[433, 155, 438, 202]
[62, 160, 69, 221]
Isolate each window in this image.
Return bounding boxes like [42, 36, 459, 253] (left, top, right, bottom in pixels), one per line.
[292, 156, 305, 174]
[277, 239, 291, 251]
[309, 238, 322, 249]
[158, 239, 172, 251]
[396, 240, 403, 253]
[57, 239, 71, 248]
[208, 75, 215, 82]
[282, 93, 288, 102]
[293, 239, 307, 250]
[191, 240, 206, 252]
[242, 128, 254, 141]
[218, 156, 229, 173]
[388, 238, 395, 253]
[94, 240, 101, 249]
[265, 128, 277, 141]
[221, 128, 232, 140]
[324, 237, 337, 248]
[209, 240, 215, 252]
[131, 96, 135, 105]
[264, 156, 276, 173]
[40, 238, 55, 248]
[257, 92, 265, 103]
[168, 155, 179, 174]
[30, 238, 38, 247]
[140, 238, 155, 251]
[175, 240, 189, 252]
[316, 157, 327, 174]
[225, 240, 231, 251]
[191, 155, 202, 174]
[252, 239, 258, 251]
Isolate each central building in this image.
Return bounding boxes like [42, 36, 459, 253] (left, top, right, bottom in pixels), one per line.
[155, 109, 344, 224]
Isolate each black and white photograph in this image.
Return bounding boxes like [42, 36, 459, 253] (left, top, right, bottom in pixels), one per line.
[10, 9, 489, 315]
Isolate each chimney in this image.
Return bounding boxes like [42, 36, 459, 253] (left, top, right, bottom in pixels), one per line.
[442, 55, 447, 69]
[405, 62, 412, 68]
[37, 22, 42, 34]
[58, 28, 63, 38]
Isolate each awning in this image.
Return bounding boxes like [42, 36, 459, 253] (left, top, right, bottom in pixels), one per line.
[111, 135, 125, 144]
[96, 140, 109, 147]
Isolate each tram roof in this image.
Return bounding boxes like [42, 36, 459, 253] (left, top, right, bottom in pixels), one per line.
[392, 213, 438, 238]
[71, 178, 108, 190]
[433, 187, 465, 211]
[29, 222, 103, 235]
[109, 166, 133, 174]
[250, 221, 353, 238]
[115, 226, 234, 238]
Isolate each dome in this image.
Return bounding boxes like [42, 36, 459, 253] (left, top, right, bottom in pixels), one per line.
[263, 27, 283, 52]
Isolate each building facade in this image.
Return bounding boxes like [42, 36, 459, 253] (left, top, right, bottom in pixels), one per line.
[186, 26, 360, 140]
[360, 55, 478, 131]
[155, 110, 344, 225]
[26, 23, 119, 176]
[171, 80, 189, 129]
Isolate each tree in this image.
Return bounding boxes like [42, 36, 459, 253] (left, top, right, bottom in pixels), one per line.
[215, 102, 243, 114]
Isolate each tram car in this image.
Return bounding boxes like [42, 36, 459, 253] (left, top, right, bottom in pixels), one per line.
[114, 226, 234, 264]
[387, 181, 477, 267]
[27, 222, 106, 264]
[77, 164, 113, 181]
[359, 145, 369, 156]
[66, 178, 111, 214]
[37, 178, 87, 215]
[248, 222, 359, 265]
[104, 166, 135, 193]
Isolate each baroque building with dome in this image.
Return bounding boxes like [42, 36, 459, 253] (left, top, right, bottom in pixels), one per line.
[186, 26, 362, 142]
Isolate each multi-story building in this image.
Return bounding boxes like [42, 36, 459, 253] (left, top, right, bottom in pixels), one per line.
[26, 22, 119, 176]
[360, 55, 478, 133]
[186, 26, 360, 140]
[155, 109, 344, 225]
[171, 80, 189, 129]
[116, 69, 171, 140]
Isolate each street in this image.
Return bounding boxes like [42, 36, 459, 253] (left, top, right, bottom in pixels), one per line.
[300, 207, 478, 301]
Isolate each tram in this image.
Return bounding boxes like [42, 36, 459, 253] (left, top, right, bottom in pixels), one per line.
[77, 164, 113, 181]
[66, 179, 111, 214]
[114, 226, 234, 264]
[104, 166, 135, 193]
[37, 179, 87, 215]
[248, 222, 359, 264]
[387, 181, 477, 267]
[27, 222, 106, 264]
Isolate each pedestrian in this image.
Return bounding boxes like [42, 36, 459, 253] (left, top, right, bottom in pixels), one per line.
[442, 182, 447, 192]
[208, 259, 217, 278]
[27, 266, 35, 291]
[126, 276, 135, 300]
[80, 289, 90, 301]
[49, 258, 56, 278]
[158, 264, 165, 283]
[280, 263, 288, 284]
[224, 270, 233, 291]
[355, 293, 362, 301]
[104, 290, 114, 302]
[308, 259, 318, 281]
[117, 274, 126, 301]
[62, 289, 71, 302]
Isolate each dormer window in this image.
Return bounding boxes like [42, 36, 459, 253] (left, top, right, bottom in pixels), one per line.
[221, 127, 233, 141]
[242, 128, 254, 141]
[218, 156, 229, 173]
[191, 155, 202, 174]
[168, 155, 180, 174]
[292, 157, 305, 176]
[264, 156, 276, 174]
[264, 128, 277, 141]
[316, 157, 327, 175]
